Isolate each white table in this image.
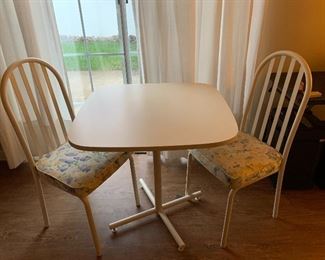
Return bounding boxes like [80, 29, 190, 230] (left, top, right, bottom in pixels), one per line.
[68, 83, 238, 250]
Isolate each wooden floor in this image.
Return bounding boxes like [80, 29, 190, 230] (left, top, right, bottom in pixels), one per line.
[1, 154, 325, 260]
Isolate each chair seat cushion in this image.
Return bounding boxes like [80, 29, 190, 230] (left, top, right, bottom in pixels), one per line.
[35, 142, 129, 197]
[191, 132, 283, 189]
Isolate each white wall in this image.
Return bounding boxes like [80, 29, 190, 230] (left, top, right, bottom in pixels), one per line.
[258, 0, 325, 71]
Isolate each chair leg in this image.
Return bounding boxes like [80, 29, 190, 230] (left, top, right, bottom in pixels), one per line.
[272, 167, 285, 219]
[31, 169, 49, 227]
[220, 189, 237, 248]
[129, 155, 140, 207]
[185, 152, 193, 195]
[36, 177, 50, 227]
[80, 196, 102, 256]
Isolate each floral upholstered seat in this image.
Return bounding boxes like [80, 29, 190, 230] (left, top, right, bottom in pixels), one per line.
[36, 143, 129, 197]
[191, 132, 283, 189]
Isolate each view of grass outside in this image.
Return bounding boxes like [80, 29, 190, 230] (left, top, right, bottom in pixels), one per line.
[53, 0, 139, 110]
[59, 35, 140, 110]
[61, 35, 139, 71]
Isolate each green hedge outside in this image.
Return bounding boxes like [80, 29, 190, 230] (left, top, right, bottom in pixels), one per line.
[61, 39, 139, 71]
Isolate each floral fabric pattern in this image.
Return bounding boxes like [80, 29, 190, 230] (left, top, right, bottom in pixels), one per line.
[191, 132, 283, 189]
[35, 142, 129, 197]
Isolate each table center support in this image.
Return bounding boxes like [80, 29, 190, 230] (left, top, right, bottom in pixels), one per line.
[108, 151, 202, 251]
[153, 151, 163, 212]
[153, 151, 185, 251]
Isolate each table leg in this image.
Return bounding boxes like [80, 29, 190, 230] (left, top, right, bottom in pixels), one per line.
[108, 151, 202, 251]
[153, 151, 163, 212]
[153, 151, 185, 251]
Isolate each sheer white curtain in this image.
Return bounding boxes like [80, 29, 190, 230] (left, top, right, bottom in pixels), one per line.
[0, 0, 68, 168]
[133, 0, 265, 162]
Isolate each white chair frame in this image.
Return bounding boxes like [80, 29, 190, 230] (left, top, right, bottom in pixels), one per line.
[0, 58, 140, 256]
[187, 50, 312, 248]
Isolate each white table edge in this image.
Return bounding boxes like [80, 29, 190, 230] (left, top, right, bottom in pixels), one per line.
[68, 133, 239, 152]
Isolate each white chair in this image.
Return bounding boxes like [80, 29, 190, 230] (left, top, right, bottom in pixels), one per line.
[0, 58, 141, 256]
[186, 50, 312, 247]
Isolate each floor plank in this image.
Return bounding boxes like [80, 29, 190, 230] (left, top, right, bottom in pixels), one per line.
[0, 154, 325, 259]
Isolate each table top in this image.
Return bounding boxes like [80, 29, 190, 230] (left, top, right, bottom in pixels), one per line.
[68, 83, 238, 152]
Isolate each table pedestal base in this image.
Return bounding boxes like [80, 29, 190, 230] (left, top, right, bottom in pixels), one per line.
[108, 151, 202, 251]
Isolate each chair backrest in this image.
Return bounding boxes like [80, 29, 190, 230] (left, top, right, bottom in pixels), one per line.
[241, 50, 312, 163]
[0, 58, 75, 166]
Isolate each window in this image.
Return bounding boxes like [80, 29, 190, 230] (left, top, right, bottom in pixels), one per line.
[53, 0, 140, 111]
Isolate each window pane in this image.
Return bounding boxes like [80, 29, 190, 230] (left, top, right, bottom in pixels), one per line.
[90, 55, 124, 89]
[61, 38, 86, 57]
[53, 1, 83, 39]
[53, 0, 86, 55]
[53, 0, 141, 111]
[80, 0, 123, 54]
[130, 54, 140, 83]
[65, 56, 92, 110]
[53, 0, 91, 111]
[126, 0, 140, 83]
[63, 53, 88, 71]
[86, 38, 122, 54]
